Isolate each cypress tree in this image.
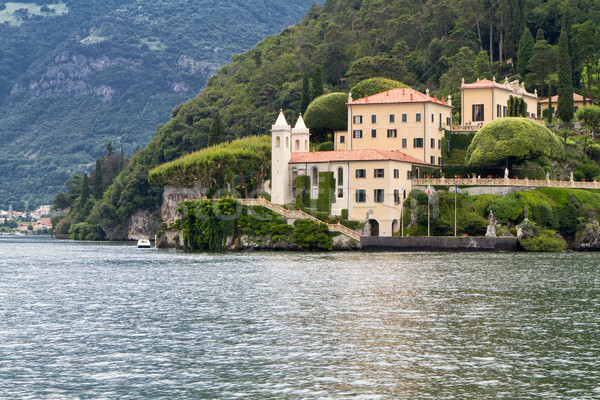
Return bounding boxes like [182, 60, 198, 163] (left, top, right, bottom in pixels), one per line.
[516, 27, 534, 79]
[311, 65, 324, 100]
[556, 28, 574, 123]
[300, 74, 310, 114]
[547, 83, 553, 123]
[502, 0, 526, 62]
[208, 113, 225, 146]
[105, 141, 115, 157]
[93, 159, 103, 199]
[473, 50, 492, 79]
[119, 141, 124, 170]
[81, 173, 90, 202]
[535, 28, 544, 42]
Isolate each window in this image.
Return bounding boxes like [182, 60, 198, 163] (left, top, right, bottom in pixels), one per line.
[394, 189, 400, 204]
[431, 113, 435, 123]
[275, 136, 281, 147]
[387, 129, 397, 138]
[337, 168, 344, 198]
[497, 104, 502, 118]
[353, 130, 363, 138]
[473, 104, 484, 121]
[503, 106, 507, 117]
[431, 138, 435, 149]
[355, 189, 366, 203]
[312, 167, 318, 186]
[353, 115, 363, 124]
[339, 135, 345, 143]
[374, 169, 384, 178]
[416, 113, 422, 122]
[438, 157, 442, 165]
[295, 139, 300, 151]
[371, 129, 377, 138]
[389, 114, 395, 123]
[356, 169, 366, 178]
[447, 117, 451, 127]
[371, 114, 377, 123]
[431, 156, 435, 164]
[438, 139, 442, 149]
[414, 138, 423, 148]
[401, 113, 407, 123]
[393, 169, 399, 179]
[407, 170, 413, 179]
[374, 189, 384, 203]
[401, 138, 408, 148]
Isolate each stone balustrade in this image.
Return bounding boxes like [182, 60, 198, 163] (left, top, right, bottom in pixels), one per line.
[414, 176, 599, 189]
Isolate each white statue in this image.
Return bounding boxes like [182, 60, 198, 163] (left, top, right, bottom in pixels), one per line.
[570, 171, 574, 182]
[505, 168, 509, 179]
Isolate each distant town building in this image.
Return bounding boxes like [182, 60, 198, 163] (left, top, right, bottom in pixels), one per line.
[538, 93, 594, 118]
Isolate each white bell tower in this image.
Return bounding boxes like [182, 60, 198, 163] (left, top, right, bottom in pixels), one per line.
[291, 114, 310, 153]
[271, 110, 291, 205]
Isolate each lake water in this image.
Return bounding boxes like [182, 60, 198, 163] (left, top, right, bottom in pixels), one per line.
[1, 236, 599, 399]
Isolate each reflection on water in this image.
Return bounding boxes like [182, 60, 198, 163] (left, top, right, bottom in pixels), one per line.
[0, 236, 599, 399]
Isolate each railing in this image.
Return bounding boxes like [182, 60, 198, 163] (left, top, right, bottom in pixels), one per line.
[414, 176, 600, 189]
[239, 197, 361, 241]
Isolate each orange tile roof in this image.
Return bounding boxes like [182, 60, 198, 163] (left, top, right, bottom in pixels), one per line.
[461, 78, 538, 98]
[289, 149, 430, 165]
[348, 87, 451, 107]
[538, 93, 591, 103]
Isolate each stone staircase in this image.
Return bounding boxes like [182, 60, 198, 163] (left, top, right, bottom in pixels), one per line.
[239, 197, 362, 242]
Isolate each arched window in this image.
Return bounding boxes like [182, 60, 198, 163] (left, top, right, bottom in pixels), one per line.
[312, 167, 318, 186]
[295, 139, 300, 151]
[275, 136, 281, 147]
[286, 137, 289, 148]
[305, 139, 308, 151]
[337, 168, 344, 198]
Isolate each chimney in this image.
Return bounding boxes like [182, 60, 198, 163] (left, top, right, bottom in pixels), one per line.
[410, 93, 413, 101]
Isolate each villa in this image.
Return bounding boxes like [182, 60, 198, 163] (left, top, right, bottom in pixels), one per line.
[271, 87, 452, 236]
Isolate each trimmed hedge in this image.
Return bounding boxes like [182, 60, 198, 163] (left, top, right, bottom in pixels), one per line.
[317, 171, 336, 213]
[295, 175, 311, 207]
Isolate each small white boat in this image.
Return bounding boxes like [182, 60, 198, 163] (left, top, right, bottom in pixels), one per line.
[137, 239, 152, 248]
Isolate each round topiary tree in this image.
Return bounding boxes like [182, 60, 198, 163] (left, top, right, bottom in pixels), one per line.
[304, 92, 348, 143]
[350, 77, 407, 100]
[465, 117, 564, 175]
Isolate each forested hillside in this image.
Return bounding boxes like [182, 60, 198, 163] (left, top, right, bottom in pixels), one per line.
[0, 0, 314, 209]
[55, 0, 600, 239]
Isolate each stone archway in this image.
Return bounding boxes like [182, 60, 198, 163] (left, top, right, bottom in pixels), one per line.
[368, 219, 379, 237]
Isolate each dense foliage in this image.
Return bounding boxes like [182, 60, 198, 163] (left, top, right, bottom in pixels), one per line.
[0, 0, 314, 209]
[466, 118, 564, 173]
[303, 93, 348, 142]
[148, 135, 271, 197]
[350, 77, 406, 100]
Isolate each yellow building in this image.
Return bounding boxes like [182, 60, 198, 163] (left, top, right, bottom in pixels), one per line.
[338, 87, 453, 166]
[271, 86, 446, 236]
[460, 77, 538, 127]
[538, 93, 593, 118]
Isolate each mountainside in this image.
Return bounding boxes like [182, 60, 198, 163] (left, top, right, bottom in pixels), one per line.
[0, 0, 314, 209]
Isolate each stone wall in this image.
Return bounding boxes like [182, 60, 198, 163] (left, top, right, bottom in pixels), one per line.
[361, 236, 518, 251]
[161, 186, 203, 222]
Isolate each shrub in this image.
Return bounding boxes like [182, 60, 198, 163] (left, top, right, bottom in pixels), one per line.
[574, 163, 600, 182]
[520, 230, 567, 252]
[317, 141, 334, 151]
[341, 209, 348, 220]
[291, 219, 333, 250]
[304, 93, 348, 142]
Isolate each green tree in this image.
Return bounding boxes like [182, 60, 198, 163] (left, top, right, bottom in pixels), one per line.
[465, 117, 564, 175]
[473, 50, 492, 80]
[502, 0, 526, 62]
[526, 39, 556, 96]
[303, 93, 348, 143]
[576, 106, 600, 139]
[535, 28, 545, 42]
[105, 141, 115, 157]
[119, 141, 124, 172]
[572, 21, 599, 103]
[93, 159, 103, 199]
[81, 173, 90, 203]
[299, 74, 310, 114]
[346, 55, 404, 86]
[311, 65, 324, 100]
[516, 27, 534, 79]
[438, 47, 477, 96]
[208, 113, 225, 146]
[556, 28, 574, 123]
[350, 77, 407, 100]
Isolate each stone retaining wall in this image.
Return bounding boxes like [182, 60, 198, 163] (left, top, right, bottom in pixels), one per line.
[361, 236, 518, 252]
